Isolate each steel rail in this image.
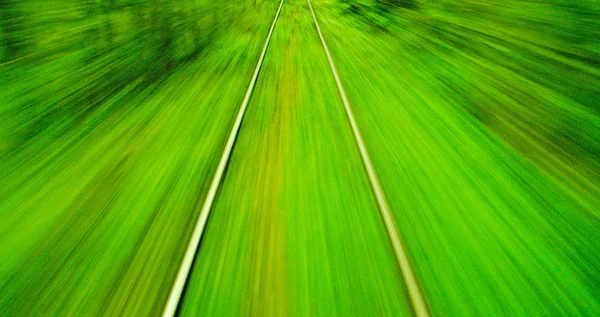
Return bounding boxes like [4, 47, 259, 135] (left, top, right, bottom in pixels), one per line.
[305, 1, 431, 316]
[160, 1, 285, 315]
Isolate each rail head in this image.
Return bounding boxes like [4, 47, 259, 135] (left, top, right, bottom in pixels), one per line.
[160, 1, 286, 316]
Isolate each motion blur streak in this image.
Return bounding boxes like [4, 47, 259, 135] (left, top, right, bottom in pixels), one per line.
[1, 0, 599, 316]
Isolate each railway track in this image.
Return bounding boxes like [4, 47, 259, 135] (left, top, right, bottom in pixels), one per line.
[161, 1, 429, 316]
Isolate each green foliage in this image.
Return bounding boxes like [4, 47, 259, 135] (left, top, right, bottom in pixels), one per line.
[0, 0, 227, 154]
[0, 0, 29, 59]
[378, 0, 414, 10]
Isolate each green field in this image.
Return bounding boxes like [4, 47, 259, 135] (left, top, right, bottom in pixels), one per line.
[1, 0, 600, 316]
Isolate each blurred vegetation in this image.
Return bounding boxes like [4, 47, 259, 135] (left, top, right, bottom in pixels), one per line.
[312, 0, 600, 314]
[3, 0, 597, 178]
[0, 1, 277, 315]
[333, 0, 600, 192]
[1, 0, 600, 315]
[0, 0, 232, 157]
